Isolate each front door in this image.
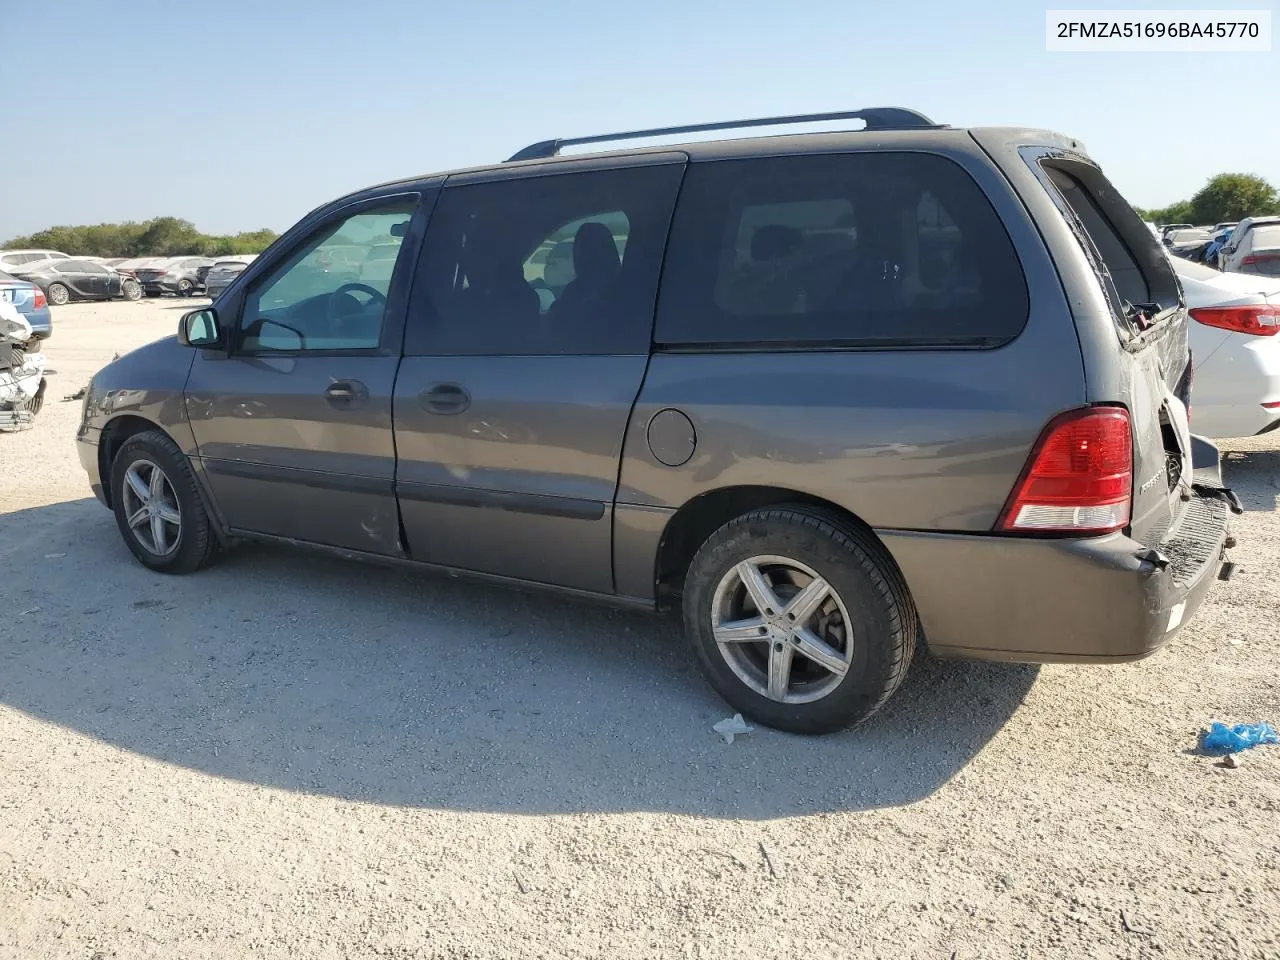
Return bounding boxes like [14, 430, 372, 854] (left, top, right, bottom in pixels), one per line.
[185, 194, 425, 555]
[394, 159, 685, 592]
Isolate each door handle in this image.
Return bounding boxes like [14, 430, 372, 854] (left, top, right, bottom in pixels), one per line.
[421, 383, 470, 414]
[324, 379, 367, 404]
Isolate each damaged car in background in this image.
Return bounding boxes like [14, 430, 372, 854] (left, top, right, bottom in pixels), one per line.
[0, 300, 47, 431]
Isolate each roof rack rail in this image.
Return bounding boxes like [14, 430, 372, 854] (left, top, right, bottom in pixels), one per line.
[505, 107, 943, 162]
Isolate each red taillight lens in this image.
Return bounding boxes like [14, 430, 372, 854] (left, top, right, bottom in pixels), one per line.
[997, 406, 1132, 535]
[1189, 305, 1280, 336]
[32, 288, 47, 309]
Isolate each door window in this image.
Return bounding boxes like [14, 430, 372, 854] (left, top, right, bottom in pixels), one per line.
[406, 163, 683, 356]
[238, 199, 417, 352]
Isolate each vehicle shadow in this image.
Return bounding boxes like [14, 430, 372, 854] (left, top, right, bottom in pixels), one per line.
[1, 499, 1038, 818]
[1223, 446, 1280, 512]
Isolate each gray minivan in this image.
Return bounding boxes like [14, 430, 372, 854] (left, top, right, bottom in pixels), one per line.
[76, 108, 1238, 733]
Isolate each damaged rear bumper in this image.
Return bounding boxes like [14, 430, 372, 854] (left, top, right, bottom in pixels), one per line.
[880, 439, 1235, 664]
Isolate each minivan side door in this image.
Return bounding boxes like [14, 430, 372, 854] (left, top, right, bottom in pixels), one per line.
[394, 157, 685, 593]
[185, 192, 427, 555]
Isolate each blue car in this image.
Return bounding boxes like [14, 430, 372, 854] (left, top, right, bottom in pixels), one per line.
[0, 269, 52, 339]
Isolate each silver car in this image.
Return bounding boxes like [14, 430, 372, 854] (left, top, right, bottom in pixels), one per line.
[203, 256, 257, 299]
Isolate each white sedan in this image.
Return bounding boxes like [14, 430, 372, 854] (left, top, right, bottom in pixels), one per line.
[1173, 257, 1280, 439]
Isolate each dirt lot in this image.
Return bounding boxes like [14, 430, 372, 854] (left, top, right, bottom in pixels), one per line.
[1, 298, 1278, 960]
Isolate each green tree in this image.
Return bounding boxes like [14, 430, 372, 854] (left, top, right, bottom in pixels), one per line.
[3, 219, 279, 257]
[1141, 200, 1194, 225]
[1188, 174, 1280, 225]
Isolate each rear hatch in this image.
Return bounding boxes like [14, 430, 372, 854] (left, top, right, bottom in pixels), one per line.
[1029, 155, 1196, 546]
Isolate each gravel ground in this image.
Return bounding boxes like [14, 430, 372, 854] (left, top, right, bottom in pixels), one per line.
[1, 299, 1278, 960]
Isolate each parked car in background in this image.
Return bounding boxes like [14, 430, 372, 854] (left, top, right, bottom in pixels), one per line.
[1213, 222, 1238, 234]
[133, 256, 214, 297]
[1166, 228, 1213, 258]
[101, 257, 130, 267]
[1173, 256, 1280, 438]
[0, 270, 52, 339]
[203, 255, 257, 298]
[11, 258, 141, 305]
[1202, 226, 1235, 267]
[114, 256, 168, 277]
[1219, 216, 1280, 276]
[77, 108, 1236, 734]
[1160, 223, 1194, 241]
[0, 249, 70, 272]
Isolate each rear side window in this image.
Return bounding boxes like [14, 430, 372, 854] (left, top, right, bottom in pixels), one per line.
[407, 164, 682, 356]
[656, 152, 1028, 347]
[1036, 158, 1178, 324]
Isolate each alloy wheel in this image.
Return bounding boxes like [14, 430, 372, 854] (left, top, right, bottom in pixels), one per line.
[121, 459, 182, 556]
[710, 555, 854, 704]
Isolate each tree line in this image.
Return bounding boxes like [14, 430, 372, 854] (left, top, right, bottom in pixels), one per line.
[1, 217, 279, 258]
[1135, 173, 1280, 225]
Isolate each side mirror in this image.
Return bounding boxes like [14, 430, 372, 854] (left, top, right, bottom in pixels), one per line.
[177, 308, 221, 347]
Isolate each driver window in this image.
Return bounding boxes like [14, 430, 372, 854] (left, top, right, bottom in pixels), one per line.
[239, 200, 416, 352]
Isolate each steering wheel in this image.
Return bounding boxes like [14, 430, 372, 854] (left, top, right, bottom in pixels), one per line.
[334, 282, 386, 304]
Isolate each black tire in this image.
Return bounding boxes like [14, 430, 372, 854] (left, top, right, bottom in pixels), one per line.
[47, 282, 69, 306]
[109, 428, 219, 574]
[177, 279, 194, 297]
[682, 506, 917, 734]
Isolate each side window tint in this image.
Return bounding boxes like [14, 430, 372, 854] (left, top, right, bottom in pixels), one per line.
[656, 153, 1028, 346]
[407, 164, 683, 356]
[239, 199, 417, 352]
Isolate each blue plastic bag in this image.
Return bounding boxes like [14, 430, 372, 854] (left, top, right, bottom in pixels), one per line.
[1202, 722, 1279, 753]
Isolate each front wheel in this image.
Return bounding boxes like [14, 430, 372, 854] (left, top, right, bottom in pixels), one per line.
[682, 506, 917, 734]
[47, 283, 69, 306]
[109, 429, 219, 573]
[121, 279, 142, 301]
[177, 278, 194, 297]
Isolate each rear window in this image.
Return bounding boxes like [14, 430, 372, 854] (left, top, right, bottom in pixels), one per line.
[1036, 157, 1179, 326]
[1252, 226, 1280, 249]
[655, 152, 1028, 347]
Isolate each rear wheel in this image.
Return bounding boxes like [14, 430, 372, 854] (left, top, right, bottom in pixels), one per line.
[122, 279, 142, 301]
[109, 429, 218, 573]
[47, 283, 69, 306]
[682, 506, 917, 734]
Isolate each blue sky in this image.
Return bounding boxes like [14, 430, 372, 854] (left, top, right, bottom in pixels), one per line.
[3, 0, 1276, 240]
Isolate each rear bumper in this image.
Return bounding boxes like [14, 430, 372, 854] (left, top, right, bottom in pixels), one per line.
[140, 278, 181, 293]
[23, 306, 52, 339]
[880, 441, 1232, 663]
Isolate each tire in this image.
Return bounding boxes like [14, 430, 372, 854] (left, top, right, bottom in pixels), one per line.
[177, 278, 194, 297]
[122, 279, 142, 301]
[682, 506, 917, 734]
[109, 428, 218, 574]
[47, 283, 69, 306]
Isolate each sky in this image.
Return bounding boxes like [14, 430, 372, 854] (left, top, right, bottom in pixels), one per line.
[2, 0, 1276, 241]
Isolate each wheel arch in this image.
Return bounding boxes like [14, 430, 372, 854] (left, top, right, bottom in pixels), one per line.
[653, 485, 888, 609]
[97, 415, 177, 509]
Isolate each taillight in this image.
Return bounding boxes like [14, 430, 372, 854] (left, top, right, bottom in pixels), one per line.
[32, 288, 47, 309]
[997, 406, 1132, 536]
[1189, 305, 1280, 336]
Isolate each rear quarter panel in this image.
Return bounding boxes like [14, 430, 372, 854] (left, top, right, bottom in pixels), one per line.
[616, 141, 1086, 598]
